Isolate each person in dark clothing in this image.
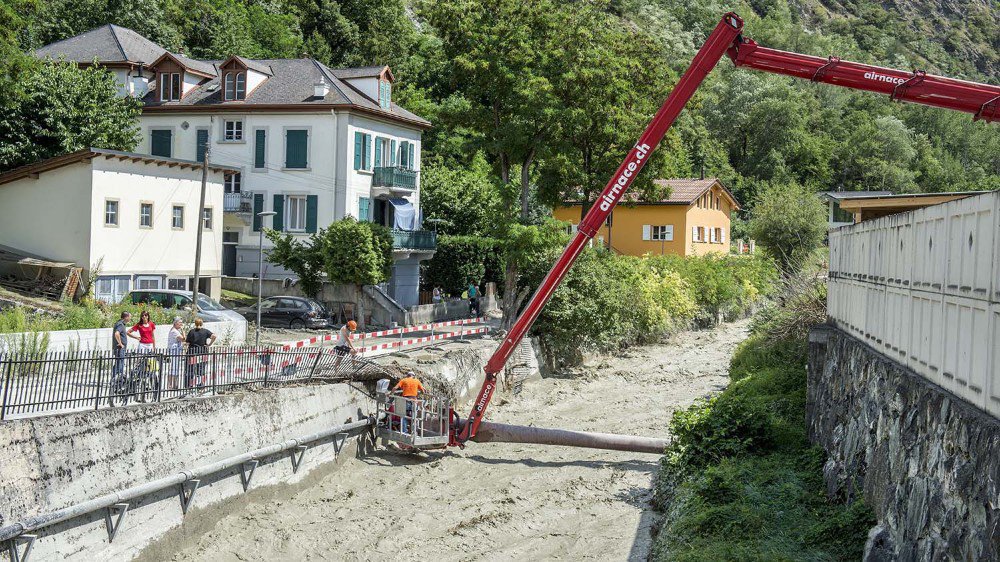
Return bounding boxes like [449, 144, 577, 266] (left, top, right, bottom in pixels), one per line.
[112, 311, 132, 378]
[184, 318, 216, 388]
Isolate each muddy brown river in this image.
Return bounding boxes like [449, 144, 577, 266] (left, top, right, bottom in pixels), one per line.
[139, 320, 749, 561]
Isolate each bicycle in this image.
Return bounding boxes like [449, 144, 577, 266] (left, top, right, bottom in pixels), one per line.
[109, 351, 162, 407]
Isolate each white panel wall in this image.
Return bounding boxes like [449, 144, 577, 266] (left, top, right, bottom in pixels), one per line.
[827, 191, 1000, 418]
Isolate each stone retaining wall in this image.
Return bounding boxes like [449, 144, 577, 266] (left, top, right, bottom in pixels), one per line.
[807, 325, 1000, 561]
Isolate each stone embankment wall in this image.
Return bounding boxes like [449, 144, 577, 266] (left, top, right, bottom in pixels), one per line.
[0, 337, 515, 561]
[807, 325, 1000, 561]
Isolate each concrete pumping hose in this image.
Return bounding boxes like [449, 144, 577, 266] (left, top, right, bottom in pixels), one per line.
[470, 420, 669, 455]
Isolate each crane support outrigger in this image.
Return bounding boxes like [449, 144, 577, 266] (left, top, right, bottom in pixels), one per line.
[449, 11, 999, 448]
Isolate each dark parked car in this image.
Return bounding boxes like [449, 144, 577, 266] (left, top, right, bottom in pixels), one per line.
[235, 296, 330, 329]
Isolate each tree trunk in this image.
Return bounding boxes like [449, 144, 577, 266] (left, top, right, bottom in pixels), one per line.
[356, 284, 365, 329]
[500, 261, 519, 331]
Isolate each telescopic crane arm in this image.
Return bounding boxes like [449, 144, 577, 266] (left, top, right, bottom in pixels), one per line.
[451, 12, 999, 447]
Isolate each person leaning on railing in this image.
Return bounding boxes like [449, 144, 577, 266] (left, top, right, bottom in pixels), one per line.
[184, 318, 216, 388]
[167, 317, 185, 390]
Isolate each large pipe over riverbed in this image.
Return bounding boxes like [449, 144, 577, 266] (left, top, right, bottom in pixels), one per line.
[469, 420, 669, 455]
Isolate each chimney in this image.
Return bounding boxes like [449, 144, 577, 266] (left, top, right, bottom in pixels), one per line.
[314, 76, 330, 99]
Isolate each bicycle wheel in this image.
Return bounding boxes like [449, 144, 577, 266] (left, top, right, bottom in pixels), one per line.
[108, 376, 130, 407]
[135, 373, 160, 403]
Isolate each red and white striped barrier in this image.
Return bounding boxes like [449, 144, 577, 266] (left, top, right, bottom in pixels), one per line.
[356, 327, 489, 355]
[280, 317, 485, 350]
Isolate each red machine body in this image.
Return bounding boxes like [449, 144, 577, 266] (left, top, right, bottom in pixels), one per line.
[450, 12, 999, 447]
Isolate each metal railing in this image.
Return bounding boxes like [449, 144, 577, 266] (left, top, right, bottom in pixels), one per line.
[391, 229, 437, 251]
[0, 346, 389, 420]
[373, 166, 418, 189]
[223, 192, 253, 213]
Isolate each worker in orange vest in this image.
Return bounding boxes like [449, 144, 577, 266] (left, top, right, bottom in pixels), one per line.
[393, 371, 425, 434]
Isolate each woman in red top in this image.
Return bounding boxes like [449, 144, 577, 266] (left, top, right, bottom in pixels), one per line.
[128, 310, 157, 352]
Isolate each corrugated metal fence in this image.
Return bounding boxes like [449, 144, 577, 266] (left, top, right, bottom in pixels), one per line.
[828, 191, 1000, 418]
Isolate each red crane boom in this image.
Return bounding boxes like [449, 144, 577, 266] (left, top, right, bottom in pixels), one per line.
[451, 12, 999, 447]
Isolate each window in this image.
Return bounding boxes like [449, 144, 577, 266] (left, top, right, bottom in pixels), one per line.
[254, 129, 266, 169]
[379, 80, 392, 109]
[202, 208, 214, 230]
[225, 172, 242, 194]
[223, 232, 239, 244]
[135, 276, 161, 290]
[286, 195, 307, 232]
[285, 129, 309, 169]
[358, 196, 371, 221]
[140, 203, 153, 228]
[104, 200, 119, 226]
[353, 131, 371, 170]
[159, 72, 181, 101]
[224, 120, 244, 142]
[224, 71, 246, 101]
[150, 129, 172, 158]
[196, 129, 208, 162]
[652, 225, 673, 241]
[715, 196, 721, 210]
[399, 141, 414, 169]
[95, 276, 130, 304]
[172, 205, 184, 229]
[375, 137, 391, 167]
[168, 278, 187, 290]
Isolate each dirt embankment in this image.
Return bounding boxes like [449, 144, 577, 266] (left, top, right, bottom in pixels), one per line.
[143, 320, 750, 562]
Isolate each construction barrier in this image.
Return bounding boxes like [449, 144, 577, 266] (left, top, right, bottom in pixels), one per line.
[279, 317, 486, 350]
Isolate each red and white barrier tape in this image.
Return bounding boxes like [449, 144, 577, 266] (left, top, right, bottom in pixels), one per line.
[280, 317, 485, 350]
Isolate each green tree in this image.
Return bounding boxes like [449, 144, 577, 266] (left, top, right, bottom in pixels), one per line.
[420, 153, 502, 237]
[835, 114, 918, 192]
[0, 61, 141, 172]
[265, 230, 326, 298]
[0, 0, 36, 102]
[748, 181, 826, 272]
[537, 3, 687, 219]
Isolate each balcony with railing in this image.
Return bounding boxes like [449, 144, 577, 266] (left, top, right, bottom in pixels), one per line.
[373, 166, 418, 190]
[224, 192, 253, 214]
[391, 229, 436, 252]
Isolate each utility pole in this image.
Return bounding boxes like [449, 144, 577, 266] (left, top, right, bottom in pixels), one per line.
[192, 117, 213, 313]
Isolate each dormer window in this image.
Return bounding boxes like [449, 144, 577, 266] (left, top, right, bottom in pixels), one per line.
[224, 71, 246, 101]
[159, 72, 181, 101]
[378, 80, 391, 109]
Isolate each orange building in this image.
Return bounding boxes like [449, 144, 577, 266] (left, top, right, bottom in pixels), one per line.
[553, 178, 740, 257]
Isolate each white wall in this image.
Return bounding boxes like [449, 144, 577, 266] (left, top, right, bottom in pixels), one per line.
[344, 112, 422, 222]
[827, 191, 1000, 418]
[89, 157, 225, 278]
[0, 162, 93, 264]
[343, 77, 379, 101]
[0, 320, 246, 353]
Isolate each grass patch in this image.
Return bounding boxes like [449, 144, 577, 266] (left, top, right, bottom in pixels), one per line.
[221, 289, 256, 307]
[0, 301, 175, 335]
[652, 325, 875, 561]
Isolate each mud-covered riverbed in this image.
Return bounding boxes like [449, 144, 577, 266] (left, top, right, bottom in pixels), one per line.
[141, 320, 749, 562]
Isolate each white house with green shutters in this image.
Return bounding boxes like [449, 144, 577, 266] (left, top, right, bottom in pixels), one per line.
[34, 28, 435, 308]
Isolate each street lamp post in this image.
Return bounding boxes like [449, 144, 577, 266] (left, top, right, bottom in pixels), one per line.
[255, 211, 277, 346]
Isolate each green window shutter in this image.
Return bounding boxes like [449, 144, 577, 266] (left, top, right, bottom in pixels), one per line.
[408, 143, 415, 170]
[363, 134, 371, 170]
[359, 197, 370, 221]
[196, 129, 208, 163]
[252, 193, 264, 231]
[151, 129, 172, 158]
[354, 131, 362, 170]
[390, 140, 396, 166]
[254, 129, 266, 169]
[272, 195, 284, 231]
[285, 130, 308, 169]
[306, 195, 318, 233]
[374, 137, 382, 169]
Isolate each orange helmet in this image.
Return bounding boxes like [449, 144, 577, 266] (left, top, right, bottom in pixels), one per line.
[347, 320, 358, 331]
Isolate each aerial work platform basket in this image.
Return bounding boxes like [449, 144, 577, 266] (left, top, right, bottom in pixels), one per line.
[375, 379, 451, 450]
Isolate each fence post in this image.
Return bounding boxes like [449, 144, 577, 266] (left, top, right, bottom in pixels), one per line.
[211, 350, 217, 396]
[263, 352, 271, 388]
[1, 353, 13, 421]
[307, 349, 324, 381]
[93, 350, 105, 411]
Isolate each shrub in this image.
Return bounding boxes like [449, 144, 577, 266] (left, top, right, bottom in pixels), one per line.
[665, 394, 775, 474]
[424, 235, 505, 295]
[748, 181, 826, 272]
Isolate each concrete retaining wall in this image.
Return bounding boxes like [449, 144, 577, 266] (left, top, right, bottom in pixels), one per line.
[807, 325, 1000, 561]
[0, 335, 520, 561]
